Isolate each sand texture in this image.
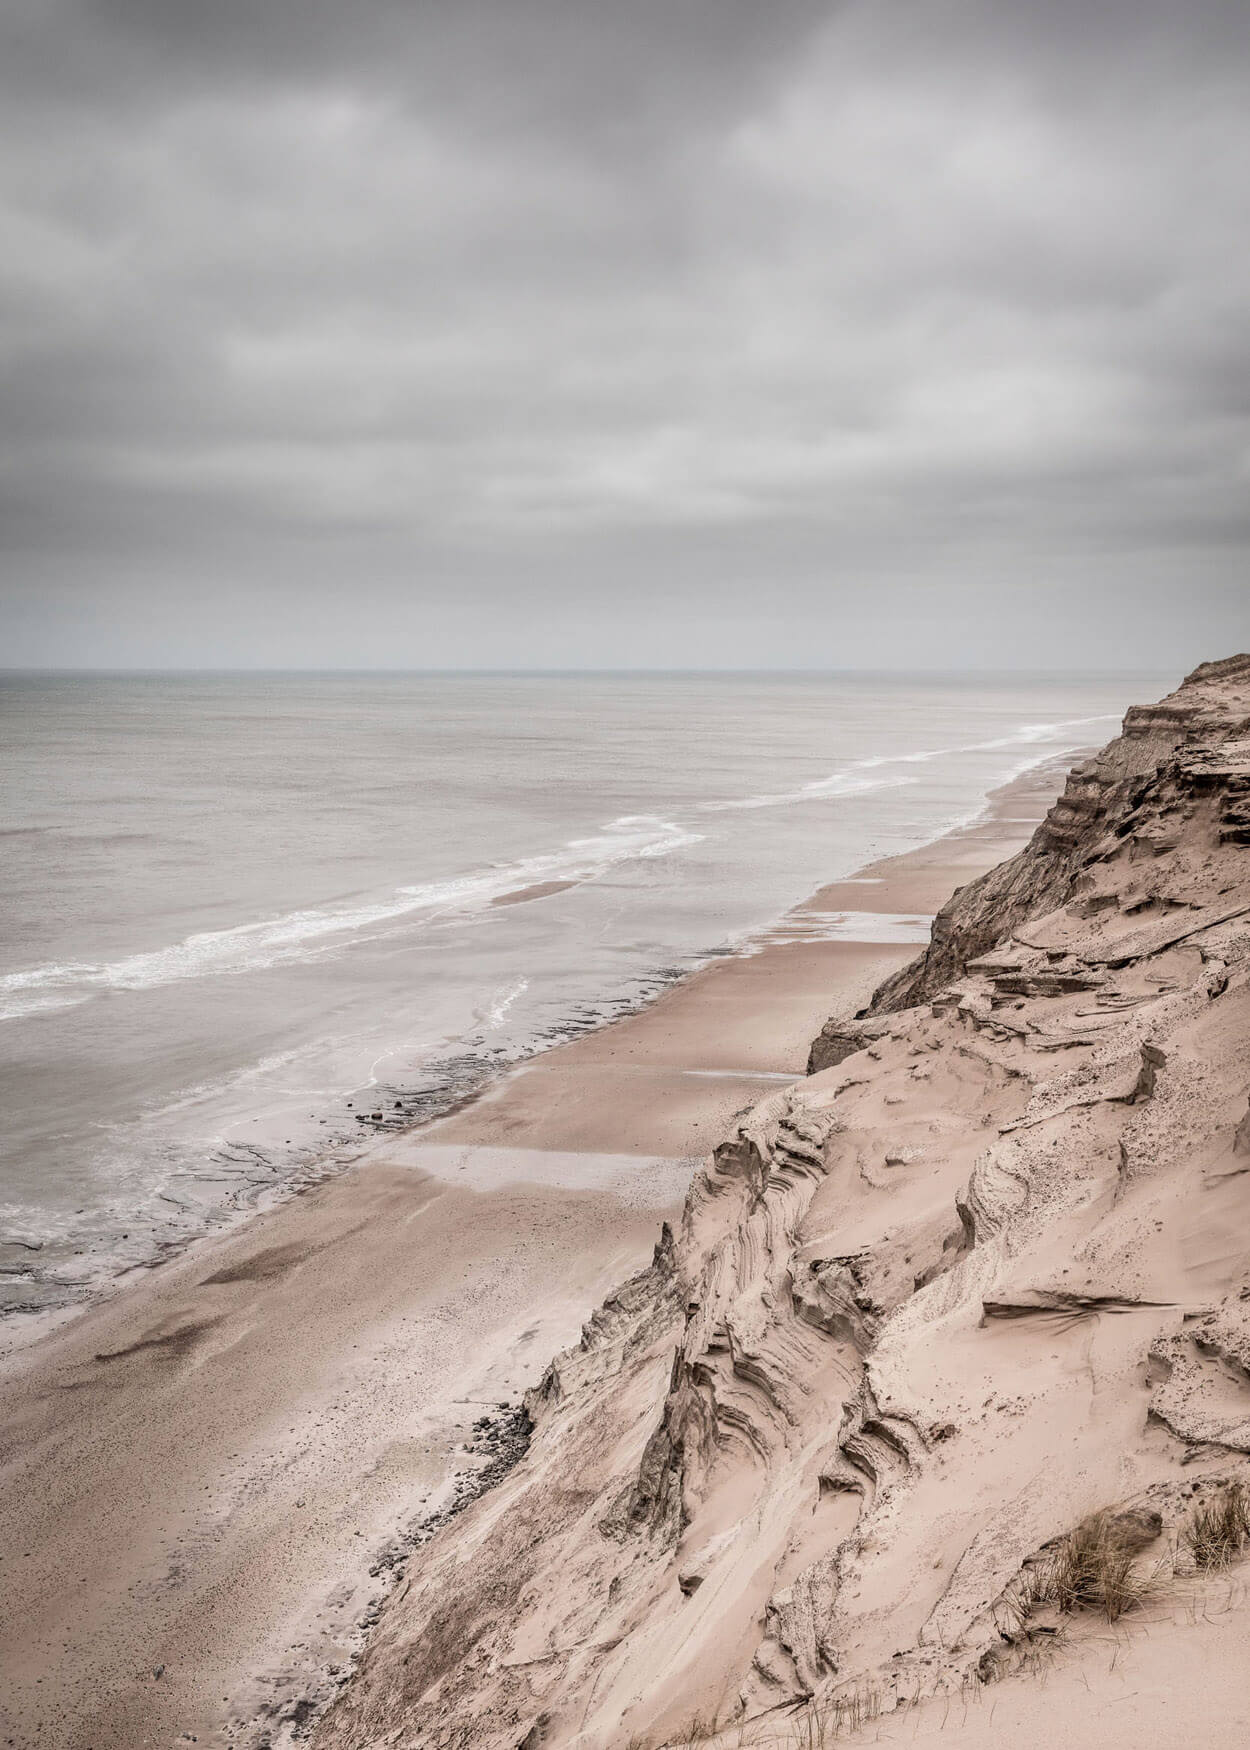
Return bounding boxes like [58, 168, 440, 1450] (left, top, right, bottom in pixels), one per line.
[0, 755, 1067, 1747]
[303, 656, 1250, 1750]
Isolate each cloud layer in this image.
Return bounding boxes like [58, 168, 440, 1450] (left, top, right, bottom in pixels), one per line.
[2, 0, 1247, 666]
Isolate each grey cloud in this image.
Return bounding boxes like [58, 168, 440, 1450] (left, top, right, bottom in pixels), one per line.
[17, 0, 835, 152]
[0, 0, 1246, 666]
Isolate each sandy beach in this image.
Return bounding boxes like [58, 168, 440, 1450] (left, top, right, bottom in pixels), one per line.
[0, 754, 1077, 1750]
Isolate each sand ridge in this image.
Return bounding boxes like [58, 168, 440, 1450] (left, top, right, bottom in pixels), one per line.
[306, 658, 1250, 1750]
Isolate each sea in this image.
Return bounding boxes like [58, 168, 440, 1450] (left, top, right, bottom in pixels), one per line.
[0, 669, 1168, 1316]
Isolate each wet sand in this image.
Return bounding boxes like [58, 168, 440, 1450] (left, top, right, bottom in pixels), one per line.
[0, 754, 1076, 1749]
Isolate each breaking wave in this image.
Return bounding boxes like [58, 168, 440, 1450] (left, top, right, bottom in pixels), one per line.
[0, 815, 701, 1022]
[698, 713, 1117, 814]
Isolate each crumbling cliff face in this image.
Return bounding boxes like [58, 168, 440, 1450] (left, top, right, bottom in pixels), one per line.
[843, 652, 1250, 1027]
[313, 659, 1250, 1750]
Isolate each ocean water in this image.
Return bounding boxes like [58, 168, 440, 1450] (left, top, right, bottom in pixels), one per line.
[0, 669, 1165, 1314]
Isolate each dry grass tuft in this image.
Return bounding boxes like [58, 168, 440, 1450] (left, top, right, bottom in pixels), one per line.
[786, 1682, 884, 1748]
[1044, 1513, 1148, 1621]
[1183, 1482, 1250, 1570]
[1009, 1510, 1160, 1625]
[990, 1568, 1046, 1641]
[673, 1711, 721, 1746]
[660, 1683, 886, 1749]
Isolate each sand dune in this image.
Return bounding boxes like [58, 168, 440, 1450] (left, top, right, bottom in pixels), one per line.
[310, 656, 1250, 1750]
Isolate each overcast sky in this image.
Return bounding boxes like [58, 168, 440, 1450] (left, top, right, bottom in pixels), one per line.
[1, 0, 1246, 669]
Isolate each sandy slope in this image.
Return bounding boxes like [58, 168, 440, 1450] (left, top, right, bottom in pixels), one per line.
[0, 757, 1065, 1747]
[310, 656, 1250, 1750]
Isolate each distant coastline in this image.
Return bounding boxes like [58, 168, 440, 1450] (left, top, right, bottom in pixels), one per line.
[0, 672, 1136, 1332]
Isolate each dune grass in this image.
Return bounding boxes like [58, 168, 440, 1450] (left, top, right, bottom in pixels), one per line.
[1039, 1511, 1155, 1622]
[1182, 1481, 1250, 1570]
[994, 1508, 1162, 1632]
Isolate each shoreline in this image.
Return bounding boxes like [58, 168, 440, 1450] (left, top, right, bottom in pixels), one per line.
[0, 749, 1084, 1750]
[0, 737, 1092, 1337]
[0, 950, 696, 1334]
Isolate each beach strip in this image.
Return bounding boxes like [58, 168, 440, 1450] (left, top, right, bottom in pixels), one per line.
[0, 752, 1077, 1750]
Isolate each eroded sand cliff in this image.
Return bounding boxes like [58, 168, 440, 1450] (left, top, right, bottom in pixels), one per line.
[313, 657, 1250, 1750]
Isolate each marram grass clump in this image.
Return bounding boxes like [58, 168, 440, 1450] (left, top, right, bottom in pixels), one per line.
[1182, 1481, 1250, 1570]
[1040, 1511, 1153, 1622]
[1000, 1509, 1162, 1628]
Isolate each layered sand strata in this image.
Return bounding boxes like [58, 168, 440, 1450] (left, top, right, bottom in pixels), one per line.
[0, 758, 1072, 1747]
[302, 657, 1250, 1750]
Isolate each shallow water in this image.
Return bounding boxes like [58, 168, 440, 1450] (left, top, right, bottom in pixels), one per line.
[0, 669, 1166, 1310]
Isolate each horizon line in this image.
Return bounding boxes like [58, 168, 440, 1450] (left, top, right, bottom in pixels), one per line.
[0, 663, 1177, 679]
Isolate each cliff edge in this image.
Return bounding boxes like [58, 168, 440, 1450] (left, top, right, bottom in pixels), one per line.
[818, 653, 1250, 1042]
[313, 658, 1250, 1750]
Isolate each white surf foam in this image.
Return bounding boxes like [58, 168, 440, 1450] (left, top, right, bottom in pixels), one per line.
[0, 989, 93, 1022]
[698, 772, 918, 813]
[852, 713, 1117, 772]
[0, 815, 702, 1022]
[484, 977, 530, 1031]
[698, 714, 1117, 815]
[0, 715, 1115, 1023]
